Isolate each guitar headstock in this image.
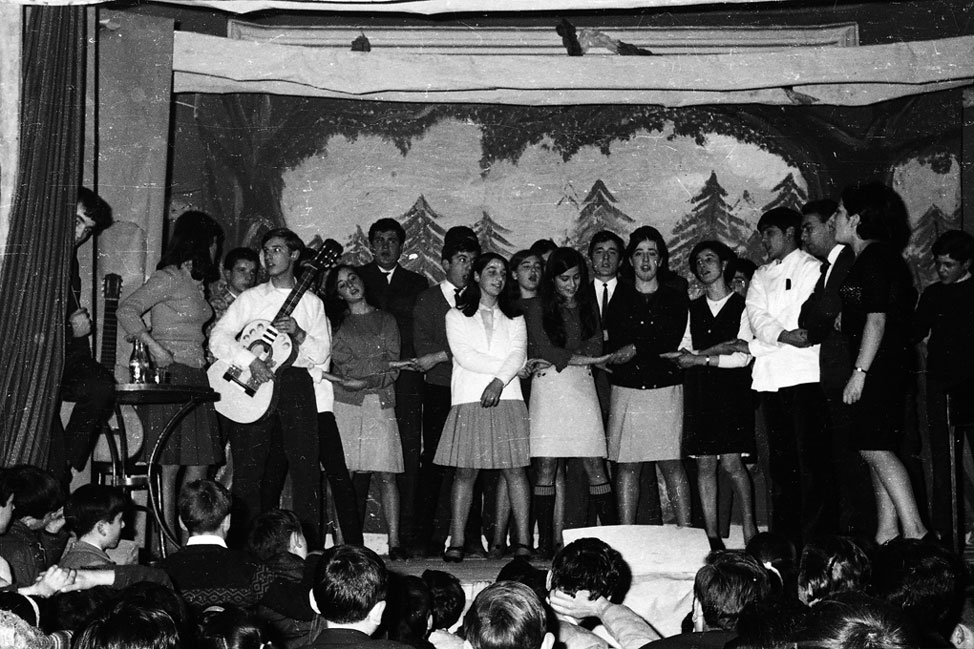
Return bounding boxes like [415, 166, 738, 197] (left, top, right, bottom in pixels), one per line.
[103, 273, 122, 301]
[304, 239, 344, 275]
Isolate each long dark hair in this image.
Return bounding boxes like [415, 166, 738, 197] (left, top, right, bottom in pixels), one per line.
[539, 247, 597, 347]
[158, 211, 223, 282]
[322, 264, 373, 331]
[459, 253, 519, 319]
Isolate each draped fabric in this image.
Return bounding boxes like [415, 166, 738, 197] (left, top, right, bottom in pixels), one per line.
[0, 7, 86, 466]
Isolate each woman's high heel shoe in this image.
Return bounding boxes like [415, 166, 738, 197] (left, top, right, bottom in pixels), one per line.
[443, 546, 464, 563]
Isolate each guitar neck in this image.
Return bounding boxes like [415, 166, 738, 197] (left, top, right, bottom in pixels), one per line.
[273, 268, 319, 322]
[101, 298, 119, 371]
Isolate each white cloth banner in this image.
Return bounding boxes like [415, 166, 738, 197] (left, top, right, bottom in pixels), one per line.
[172, 31, 974, 106]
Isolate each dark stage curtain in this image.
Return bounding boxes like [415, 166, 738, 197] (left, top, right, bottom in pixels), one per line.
[0, 8, 86, 466]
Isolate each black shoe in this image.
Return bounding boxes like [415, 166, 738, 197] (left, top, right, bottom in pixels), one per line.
[443, 546, 464, 563]
[707, 536, 726, 552]
[464, 540, 488, 559]
[511, 543, 533, 561]
[488, 544, 507, 560]
[388, 546, 411, 561]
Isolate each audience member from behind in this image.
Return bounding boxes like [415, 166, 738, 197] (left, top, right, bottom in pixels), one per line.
[869, 537, 963, 646]
[159, 480, 312, 620]
[383, 573, 435, 649]
[60, 485, 127, 569]
[643, 550, 770, 649]
[462, 581, 553, 649]
[727, 596, 809, 649]
[745, 531, 798, 601]
[248, 508, 313, 647]
[421, 569, 465, 649]
[74, 601, 180, 649]
[304, 544, 406, 648]
[798, 536, 870, 606]
[546, 538, 658, 649]
[198, 605, 277, 649]
[799, 592, 918, 649]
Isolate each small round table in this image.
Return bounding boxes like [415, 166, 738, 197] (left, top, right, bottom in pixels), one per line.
[115, 383, 219, 555]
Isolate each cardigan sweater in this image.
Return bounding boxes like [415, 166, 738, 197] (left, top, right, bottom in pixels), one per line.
[445, 306, 526, 405]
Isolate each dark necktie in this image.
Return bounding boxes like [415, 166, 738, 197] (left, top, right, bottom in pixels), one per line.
[601, 282, 609, 317]
[382, 270, 393, 284]
[818, 260, 831, 290]
[454, 286, 463, 306]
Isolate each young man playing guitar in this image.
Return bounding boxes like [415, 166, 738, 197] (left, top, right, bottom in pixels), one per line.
[209, 228, 335, 547]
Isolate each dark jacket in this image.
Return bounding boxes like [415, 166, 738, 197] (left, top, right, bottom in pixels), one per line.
[357, 262, 429, 358]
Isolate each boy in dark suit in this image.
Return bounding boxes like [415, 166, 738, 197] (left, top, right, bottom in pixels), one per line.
[356, 218, 429, 554]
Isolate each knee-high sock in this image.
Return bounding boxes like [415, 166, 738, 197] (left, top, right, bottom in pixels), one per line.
[589, 482, 618, 526]
[532, 484, 556, 552]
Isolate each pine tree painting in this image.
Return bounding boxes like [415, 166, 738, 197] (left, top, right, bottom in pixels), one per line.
[399, 195, 447, 283]
[570, 180, 635, 254]
[761, 173, 808, 213]
[668, 171, 753, 273]
[342, 224, 373, 266]
[472, 210, 515, 257]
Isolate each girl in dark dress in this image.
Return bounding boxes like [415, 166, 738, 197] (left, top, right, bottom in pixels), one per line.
[834, 182, 927, 543]
[664, 241, 757, 549]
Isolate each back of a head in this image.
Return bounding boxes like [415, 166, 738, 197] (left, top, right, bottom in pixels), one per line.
[115, 582, 190, 638]
[7, 465, 65, 520]
[177, 480, 231, 536]
[311, 545, 387, 624]
[422, 569, 465, 631]
[550, 537, 630, 603]
[73, 602, 180, 649]
[800, 593, 917, 649]
[731, 596, 810, 649]
[384, 573, 433, 644]
[463, 581, 549, 649]
[197, 605, 269, 649]
[869, 537, 963, 641]
[746, 531, 798, 598]
[799, 537, 871, 605]
[694, 550, 771, 632]
[64, 485, 127, 537]
[496, 558, 548, 606]
[247, 508, 302, 562]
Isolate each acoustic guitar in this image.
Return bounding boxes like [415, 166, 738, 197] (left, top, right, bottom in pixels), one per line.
[92, 273, 144, 461]
[207, 239, 343, 423]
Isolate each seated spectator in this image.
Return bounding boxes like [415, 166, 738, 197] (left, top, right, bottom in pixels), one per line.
[798, 536, 871, 606]
[495, 558, 547, 606]
[0, 466, 69, 587]
[462, 581, 553, 649]
[198, 605, 275, 649]
[421, 569, 464, 649]
[247, 509, 313, 647]
[950, 595, 974, 649]
[112, 581, 193, 644]
[642, 550, 770, 649]
[60, 485, 126, 569]
[43, 587, 114, 636]
[73, 601, 180, 649]
[304, 544, 406, 648]
[745, 532, 798, 600]
[158, 480, 312, 621]
[869, 538, 963, 646]
[383, 573, 434, 649]
[546, 538, 659, 649]
[727, 597, 809, 649]
[799, 592, 919, 649]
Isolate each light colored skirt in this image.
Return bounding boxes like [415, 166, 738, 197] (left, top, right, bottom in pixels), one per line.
[529, 365, 606, 458]
[334, 394, 403, 473]
[607, 384, 683, 462]
[434, 400, 531, 469]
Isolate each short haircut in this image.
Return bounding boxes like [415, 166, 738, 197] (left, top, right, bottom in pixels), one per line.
[311, 545, 387, 624]
[529, 239, 558, 258]
[73, 602, 180, 649]
[463, 581, 548, 649]
[801, 199, 839, 223]
[422, 569, 465, 631]
[588, 230, 625, 259]
[757, 207, 802, 244]
[197, 605, 268, 649]
[840, 182, 910, 249]
[261, 228, 304, 252]
[869, 537, 964, 640]
[78, 187, 113, 234]
[384, 573, 433, 645]
[6, 465, 65, 520]
[247, 509, 303, 562]
[798, 536, 871, 605]
[931, 229, 974, 263]
[801, 592, 916, 649]
[177, 480, 231, 535]
[495, 558, 548, 606]
[550, 537, 630, 603]
[745, 532, 797, 599]
[694, 550, 771, 632]
[222, 247, 260, 271]
[64, 485, 127, 537]
[441, 226, 481, 262]
[688, 240, 737, 284]
[368, 218, 405, 245]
